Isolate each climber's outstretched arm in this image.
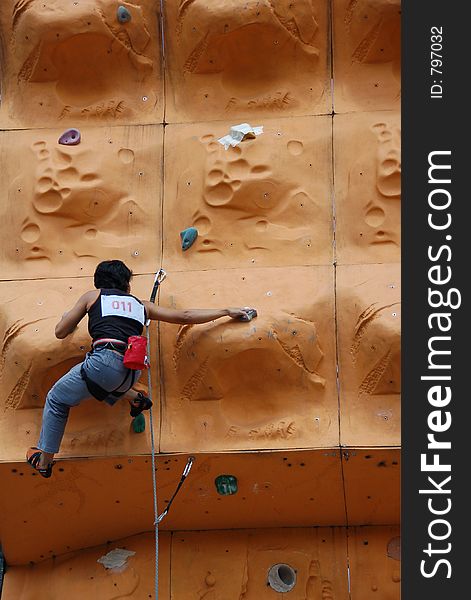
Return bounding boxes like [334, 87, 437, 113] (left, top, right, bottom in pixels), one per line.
[143, 303, 255, 324]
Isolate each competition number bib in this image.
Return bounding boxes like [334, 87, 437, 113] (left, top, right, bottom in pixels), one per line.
[101, 295, 145, 324]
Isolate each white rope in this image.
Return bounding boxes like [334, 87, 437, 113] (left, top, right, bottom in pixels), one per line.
[146, 325, 159, 600]
[145, 269, 166, 600]
[151, 0, 169, 589]
[144, 269, 194, 598]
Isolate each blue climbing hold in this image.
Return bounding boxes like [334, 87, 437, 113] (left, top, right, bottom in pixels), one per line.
[117, 5, 131, 23]
[58, 128, 81, 146]
[180, 227, 198, 251]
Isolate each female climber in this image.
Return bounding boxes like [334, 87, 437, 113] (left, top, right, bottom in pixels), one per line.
[26, 259, 256, 478]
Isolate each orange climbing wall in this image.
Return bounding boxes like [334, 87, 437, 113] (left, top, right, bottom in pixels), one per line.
[163, 116, 333, 271]
[2, 527, 401, 599]
[334, 112, 401, 265]
[163, 0, 331, 122]
[159, 266, 338, 452]
[0, 0, 401, 598]
[337, 263, 400, 447]
[0, 126, 163, 279]
[349, 526, 401, 599]
[333, 0, 401, 113]
[0, 0, 163, 127]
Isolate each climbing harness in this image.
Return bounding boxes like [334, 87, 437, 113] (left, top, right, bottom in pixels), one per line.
[92, 338, 128, 352]
[80, 335, 136, 401]
[80, 360, 136, 402]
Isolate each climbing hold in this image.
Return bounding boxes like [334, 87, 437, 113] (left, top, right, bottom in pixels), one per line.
[117, 5, 131, 23]
[387, 536, 401, 560]
[267, 564, 297, 593]
[97, 548, 135, 569]
[58, 128, 81, 146]
[215, 474, 238, 495]
[238, 308, 257, 322]
[132, 413, 145, 433]
[180, 227, 198, 251]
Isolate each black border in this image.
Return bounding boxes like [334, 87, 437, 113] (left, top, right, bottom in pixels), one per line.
[403, 2, 468, 596]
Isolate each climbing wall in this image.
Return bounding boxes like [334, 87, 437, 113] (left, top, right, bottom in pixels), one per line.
[0, 1, 400, 598]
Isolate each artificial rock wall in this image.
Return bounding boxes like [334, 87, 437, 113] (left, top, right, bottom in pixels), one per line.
[0, 1, 400, 598]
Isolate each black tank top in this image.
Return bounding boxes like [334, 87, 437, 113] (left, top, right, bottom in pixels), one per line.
[87, 289, 147, 343]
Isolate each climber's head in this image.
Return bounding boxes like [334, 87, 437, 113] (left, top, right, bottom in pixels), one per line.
[94, 260, 133, 292]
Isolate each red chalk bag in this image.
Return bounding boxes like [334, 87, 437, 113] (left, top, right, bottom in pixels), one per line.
[123, 335, 149, 370]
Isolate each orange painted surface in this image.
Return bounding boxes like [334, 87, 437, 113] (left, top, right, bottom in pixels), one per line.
[163, 116, 333, 271]
[159, 266, 338, 452]
[343, 449, 400, 525]
[337, 263, 401, 447]
[333, 0, 401, 113]
[164, 0, 331, 122]
[0, 450, 348, 564]
[0, 126, 163, 280]
[0, 0, 400, 597]
[2, 532, 171, 600]
[349, 526, 401, 599]
[0, 0, 163, 127]
[2, 527, 400, 599]
[171, 528, 349, 599]
[0, 447, 399, 567]
[334, 112, 401, 265]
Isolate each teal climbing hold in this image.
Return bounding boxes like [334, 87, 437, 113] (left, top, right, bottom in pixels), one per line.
[117, 6, 131, 23]
[215, 474, 238, 495]
[132, 413, 145, 433]
[180, 227, 198, 251]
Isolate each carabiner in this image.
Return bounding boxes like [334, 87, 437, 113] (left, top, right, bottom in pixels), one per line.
[157, 269, 167, 285]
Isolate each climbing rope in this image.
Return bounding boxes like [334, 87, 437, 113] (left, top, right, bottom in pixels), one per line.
[145, 269, 195, 598]
[146, 269, 166, 600]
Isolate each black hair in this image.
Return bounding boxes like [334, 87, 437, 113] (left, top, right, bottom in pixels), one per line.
[94, 260, 133, 292]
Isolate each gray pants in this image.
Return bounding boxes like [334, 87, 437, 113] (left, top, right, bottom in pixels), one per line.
[38, 347, 140, 454]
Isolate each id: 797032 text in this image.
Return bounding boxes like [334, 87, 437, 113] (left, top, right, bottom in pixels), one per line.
[430, 26, 443, 99]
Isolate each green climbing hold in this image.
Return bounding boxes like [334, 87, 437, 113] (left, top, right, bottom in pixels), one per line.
[180, 227, 198, 251]
[117, 6, 132, 23]
[215, 474, 238, 496]
[132, 413, 145, 433]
